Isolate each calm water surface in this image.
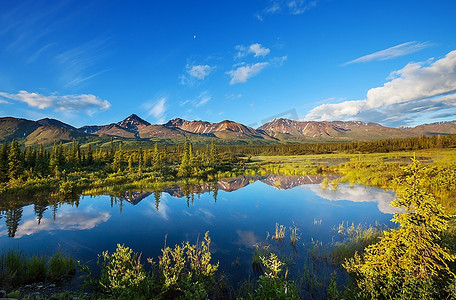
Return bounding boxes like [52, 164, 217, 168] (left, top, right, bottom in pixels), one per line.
[0, 175, 397, 283]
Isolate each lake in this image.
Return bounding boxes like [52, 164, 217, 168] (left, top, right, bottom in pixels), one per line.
[0, 174, 397, 289]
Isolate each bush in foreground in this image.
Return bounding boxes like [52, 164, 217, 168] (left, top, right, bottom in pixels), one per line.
[344, 159, 456, 299]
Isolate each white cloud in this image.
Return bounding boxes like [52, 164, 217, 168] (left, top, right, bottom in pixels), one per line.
[343, 41, 432, 65]
[0, 99, 10, 104]
[196, 92, 211, 107]
[180, 63, 214, 86]
[287, 0, 317, 14]
[0, 90, 111, 113]
[180, 99, 190, 106]
[56, 37, 111, 87]
[306, 50, 456, 126]
[235, 45, 248, 58]
[145, 97, 167, 123]
[187, 64, 213, 79]
[256, 0, 317, 20]
[230, 43, 285, 84]
[270, 55, 288, 66]
[226, 93, 243, 101]
[249, 43, 270, 57]
[181, 91, 212, 108]
[235, 43, 270, 58]
[306, 100, 367, 121]
[227, 62, 269, 84]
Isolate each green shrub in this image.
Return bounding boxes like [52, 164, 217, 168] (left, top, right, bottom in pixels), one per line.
[59, 180, 74, 195]
[255, 253, 299, 299]
[252, 243, 271, 274]
[6, 290, 20, 298]
[0, 249, 25, 287]
[48, 251, 76, 282]
[98, 244, 147, 297]
[25, 255, 47, 283]
[344, 159, 456, 299]
[155, 231, 219, 299]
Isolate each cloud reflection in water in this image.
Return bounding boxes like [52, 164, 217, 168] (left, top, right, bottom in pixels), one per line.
[0, 209, 111, 239]
[307, 184, 399, 214]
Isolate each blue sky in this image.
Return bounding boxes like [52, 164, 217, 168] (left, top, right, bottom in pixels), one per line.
[1, 0, 456, 128]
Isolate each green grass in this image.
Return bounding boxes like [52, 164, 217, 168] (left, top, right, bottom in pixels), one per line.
[290, 225, 300, 247]
[331, 222, 385, 264]
[272, 223, 286, 241]
[0, 249, 25, 287]
[250, 149, 456, 214]
[25, 255, 47, 283]
[48, 251, 76, 282]
[0, 250, 76, 289]
[252, 243, 271, 274]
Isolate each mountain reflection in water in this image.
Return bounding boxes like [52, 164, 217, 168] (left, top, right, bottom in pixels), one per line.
[0, 174, 395, 240]
[0, 174, 397, 290]
[122, 174, 338, 204]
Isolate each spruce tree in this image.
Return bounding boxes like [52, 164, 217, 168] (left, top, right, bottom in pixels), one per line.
[8, 140, 23, 180]
[24, 146, 34, 170]
[162, 144, 168, 165]
[58, 142, 64, 166]
[152, 143, 161, 171]
[209, 139, 217, 168]
[128, 155, 133, 173]
[87, 143, 94, 165]
[50, 141, 59, 175]
[69, 139, 79, 169]
[35, 144, 48, 176]
[74, 140, 81, 169]
[112, 146, 122, 173]
[137, 148, 142, 173]
[0, 142, 9, 182]
[177, 138, 190, 177]
[344, 158, 456, 299]
[109, 138, 114, 161]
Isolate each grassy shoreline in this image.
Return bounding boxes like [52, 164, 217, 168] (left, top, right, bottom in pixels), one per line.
[1, 148, 456, 298]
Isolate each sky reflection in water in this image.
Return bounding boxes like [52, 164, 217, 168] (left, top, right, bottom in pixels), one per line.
[0, 175, 396, 281]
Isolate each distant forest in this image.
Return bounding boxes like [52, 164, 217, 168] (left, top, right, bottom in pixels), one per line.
[1, 134, 455, 182]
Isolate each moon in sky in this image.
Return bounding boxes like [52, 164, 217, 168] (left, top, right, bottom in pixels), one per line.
[193, 35, 197, 39]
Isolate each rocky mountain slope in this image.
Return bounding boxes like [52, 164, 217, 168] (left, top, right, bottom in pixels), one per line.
[258, 118, 412, 141]
[116, 113, 151, 132]
[0, 114, 455, 145]
[164, 118, 272, 140]
[406, 121, 456, 135]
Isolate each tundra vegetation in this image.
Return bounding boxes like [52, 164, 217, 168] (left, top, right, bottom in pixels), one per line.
[1, 135, 456, 299]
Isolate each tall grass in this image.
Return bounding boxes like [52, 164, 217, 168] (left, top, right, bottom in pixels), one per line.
[252, 243, 271, 274]
[0, 249, 25, 287]
[272, 223, 286, 241]
[0, 249, 76, 288]
[331, 222, 385, 264]
[25, 255, 46, 283]
[290, 224, 300, 247]
[48, 251, 76, 282]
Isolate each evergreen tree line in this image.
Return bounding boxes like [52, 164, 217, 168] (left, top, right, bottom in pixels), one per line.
[1, 134, 455, 183]
[216, 134, 456, 156]
[0, 138, 224, 182]
[0, 139, 96, 182]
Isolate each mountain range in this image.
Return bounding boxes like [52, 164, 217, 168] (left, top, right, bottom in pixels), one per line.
[1, 114, 456, 146]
